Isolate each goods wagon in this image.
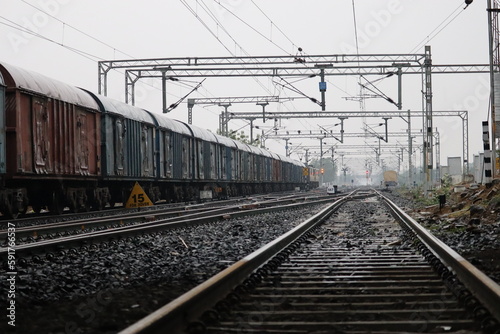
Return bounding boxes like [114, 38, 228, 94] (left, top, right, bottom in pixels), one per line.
[0, 63, 101, 216]
[0, 62, 315, 218]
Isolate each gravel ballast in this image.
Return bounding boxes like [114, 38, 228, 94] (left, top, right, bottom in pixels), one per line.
[1, 205, 324, 334]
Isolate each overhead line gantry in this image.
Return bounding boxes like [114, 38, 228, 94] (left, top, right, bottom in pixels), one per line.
[98, 48, 485, 190]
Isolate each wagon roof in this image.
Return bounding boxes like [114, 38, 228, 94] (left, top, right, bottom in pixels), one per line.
[233, 141, 252, 152]
[84, 91, 155, 124]
[257, 147, 274, 158]
[246, 145, 273, 158]
[146, 112, 192, 135]
[183, 123, 219, 142]
[213, 134, 237, 148]
[277, 153, 304, 166]
[0, 62, 98, 109]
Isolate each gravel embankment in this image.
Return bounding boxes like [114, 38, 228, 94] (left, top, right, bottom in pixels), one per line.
[1, 204, 325, 334]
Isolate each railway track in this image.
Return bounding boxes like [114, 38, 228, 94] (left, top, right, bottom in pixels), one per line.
[0, 191, 312, 228]
[0, 192, 338, 259]
[120, 190, 500, 334]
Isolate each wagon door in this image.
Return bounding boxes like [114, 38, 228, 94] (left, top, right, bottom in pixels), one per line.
[197, 139, 204, 180]
[76, 111, 89, 175]
[113, 117, 125, 175]
[141, 124, 154, 177]
[204, 141, 216, 180]
[32, 96, 51, 173]
[164, 131, 172, 178]
[181, 136, 190, 179]
[230, 148, 236, 180]
[0, 80, 5, 174]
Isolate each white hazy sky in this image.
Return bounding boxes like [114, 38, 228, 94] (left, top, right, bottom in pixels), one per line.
[0, 0, 491, 177]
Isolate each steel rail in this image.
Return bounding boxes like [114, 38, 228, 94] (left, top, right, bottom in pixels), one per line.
[1, 193, 316, 243]
[379, 192, 500, 322]
[118, 193, 352, 334]
[119, 189, 499, 333]
[0, 196, 338, 259]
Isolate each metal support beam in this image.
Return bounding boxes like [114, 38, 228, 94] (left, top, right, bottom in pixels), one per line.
[315, 66, 332, 111]
[397, 66, 403, 110]
[224, 110, 466, 119]
[98, 61, 110, 96]
[382, 117, 391, 142]
[264, 131, 418, 140]
[488, 0, 500, 177]
[219, 103, 231, 136]
[249, 118, 256, 144]
[319, 138, 324, 186]
[162, 71, 167, 113]
[434, 130, 440, 183]
[185, 96, 290, 125]
[461, 111, 469, 175]
[423, 45, 433, 192]
[125, 71, 140, 105]
[98, 53, 488, 107]
[257, 102, 269, 123]
[408, 109, 413, 187]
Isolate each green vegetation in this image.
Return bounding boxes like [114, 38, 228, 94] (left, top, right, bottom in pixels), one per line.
[216, 129, 262, 147]
[487, 193, 500, 209]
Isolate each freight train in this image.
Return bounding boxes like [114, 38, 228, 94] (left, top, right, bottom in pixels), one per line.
[0, 62, 318, 218]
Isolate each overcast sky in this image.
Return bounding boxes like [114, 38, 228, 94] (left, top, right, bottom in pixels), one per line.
[0, 0, 491, 178]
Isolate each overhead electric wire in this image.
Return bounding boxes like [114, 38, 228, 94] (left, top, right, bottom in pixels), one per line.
[179, 0, 235, 56]
[250, 0, 298, 53]
[181, 0, 275, 96]
[19, 0, 135, 59]
[350, 0, 365, 111]
[1, 16, 206, 103]
[359, 74, 398, 107]
[197, 1, 249, 54]
[0, 17, 101, 63]
[211, 0, 323, 133]
[274, 77, 322, 107]
[182, 0, 324, 139]
[166, 79, 206, 112]
[182, 0, 315, 134]
[212, 0, 293, 55]
[408, 2, 465, 54]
